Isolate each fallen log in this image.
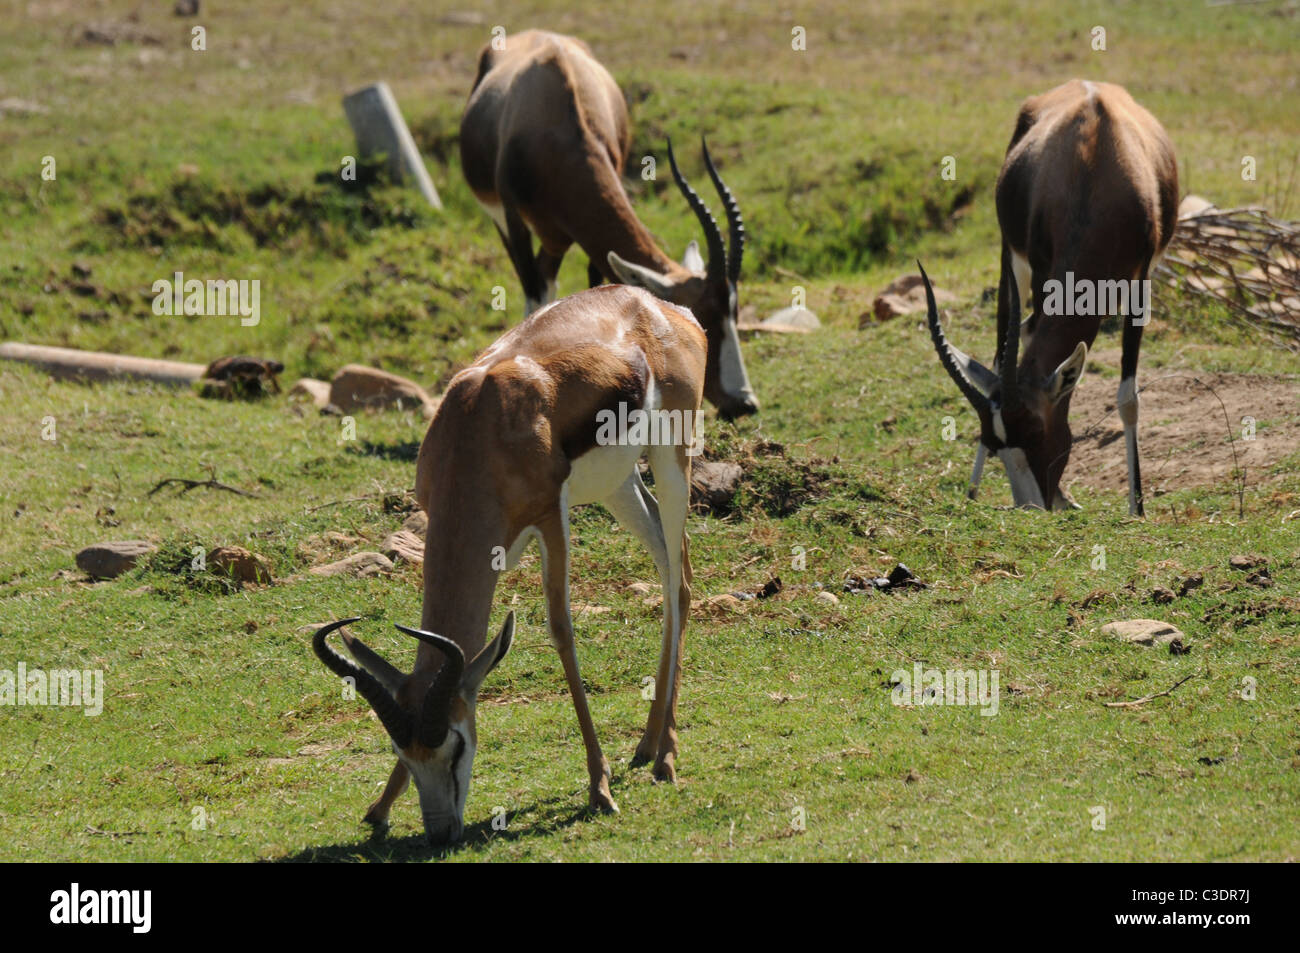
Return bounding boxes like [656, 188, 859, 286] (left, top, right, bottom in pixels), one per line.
[0, 342, 207, 385]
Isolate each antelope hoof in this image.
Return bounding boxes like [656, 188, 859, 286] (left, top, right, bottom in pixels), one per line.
[590, 777, 619, 815]
[631, 740, 655, 767]
[652, 752, 677, 784]
[362, 804, 391, 831]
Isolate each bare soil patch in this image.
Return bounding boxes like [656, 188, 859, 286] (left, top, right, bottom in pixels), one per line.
[1064, 350, 1300, 494]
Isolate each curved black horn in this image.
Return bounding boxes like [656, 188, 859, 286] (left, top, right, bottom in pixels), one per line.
[701, 137, 745, 284]
[394, 625, 466, 748]
[666, 137, 726, 280]
[920, 261, 991, 414]
[1000, 264, 1022, 407]
[312, 618, 412, 748]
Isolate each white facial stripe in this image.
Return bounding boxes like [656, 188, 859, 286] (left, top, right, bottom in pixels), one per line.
[406, 727, 473, 840]
[719, 320, 755, 402]
[997, 447, 1046, 509]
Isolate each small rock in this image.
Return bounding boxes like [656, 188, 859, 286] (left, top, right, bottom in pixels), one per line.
[174, 0, 200, 15]
[1168, 638, 1191, 656]
[329, 364, 437, 418]
[1150, 586, 1175, 605]
[757, 577, 783, 599]
[1102, 618, 1184, 647]
[308, 552, 393, 578]
[705, 593, 742, 610]
[690, 459, 743, 514]
[288, 378, 331, 409]
[904, 768, 922, 784]
[1176, 573, 1203, 597]
[627, 581, 659, 596]
[381, 530, 424, 565]
[1246, 570, 1273, 588]
[815, 590, 839, 606]
[865, 274, 956, 326]
[401, 510, 428, 536]
[75, 540, 156, 580]
[208, 546, 274, 585]
[887, 563, 923, 589]
[742, 306, 819, 333]
[1229, 554, 1265, 571]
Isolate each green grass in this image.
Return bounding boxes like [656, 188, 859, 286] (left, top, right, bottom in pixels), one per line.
[1, 0, 1297, 861]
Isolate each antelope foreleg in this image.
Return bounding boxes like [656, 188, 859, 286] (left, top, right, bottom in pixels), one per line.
[540, 511, 617, 814]
[362, 760, 409, 830]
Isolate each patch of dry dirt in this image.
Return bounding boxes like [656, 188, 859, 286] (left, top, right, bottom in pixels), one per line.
[1064, 350, 1300, 493]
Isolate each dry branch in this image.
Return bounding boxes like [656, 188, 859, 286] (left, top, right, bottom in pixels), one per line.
[1103, 673, 1197, 709]
[149, 472, 258, 499]
[1156, 206, 1300, 343]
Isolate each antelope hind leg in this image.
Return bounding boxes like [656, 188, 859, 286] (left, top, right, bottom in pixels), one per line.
[641, 445, 692, 783]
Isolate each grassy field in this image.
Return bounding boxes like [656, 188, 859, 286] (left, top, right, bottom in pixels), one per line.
[1, 0, 1297, 861]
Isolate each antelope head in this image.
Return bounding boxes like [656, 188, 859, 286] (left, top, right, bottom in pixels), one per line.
[312, 613, 514, 845]
[607, 137, 758, 420]
[921, 262, 1087, 511]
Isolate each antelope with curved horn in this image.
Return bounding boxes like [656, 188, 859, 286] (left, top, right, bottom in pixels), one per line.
[923, 80, 1178, 515]
[460, 28, 757, 419]
[312, 283, 706, 844]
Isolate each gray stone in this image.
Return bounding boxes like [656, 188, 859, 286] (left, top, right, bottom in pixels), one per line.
[381, 530, 424, 565]
[76, 540, 156, 579]
[329, 364, 437, 418]
[309, 552, 394, 578]
[1102, 619, 1184, 647]
[690, 460, 743, 513]
[342, 82, 442, 209]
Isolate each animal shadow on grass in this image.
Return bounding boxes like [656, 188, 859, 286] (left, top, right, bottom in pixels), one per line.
[346, 439, 421, 462]
[266, 794, 591, 863]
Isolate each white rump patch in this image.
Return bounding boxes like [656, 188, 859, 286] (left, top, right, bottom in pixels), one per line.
[475, 199, 508, 235]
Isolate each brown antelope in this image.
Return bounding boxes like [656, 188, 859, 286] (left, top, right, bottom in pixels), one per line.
[924, 79, 1178, 515]
[459, 28, 758, 419]
[312, 283, 705, 845]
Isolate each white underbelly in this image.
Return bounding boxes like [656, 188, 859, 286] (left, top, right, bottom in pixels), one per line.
[566, 442, 642, 506]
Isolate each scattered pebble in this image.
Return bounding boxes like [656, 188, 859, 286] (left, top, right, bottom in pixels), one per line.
[1102, 618, 1184, 647]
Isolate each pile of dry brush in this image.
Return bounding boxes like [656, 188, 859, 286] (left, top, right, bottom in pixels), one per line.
[1156, 199, 1300, 344]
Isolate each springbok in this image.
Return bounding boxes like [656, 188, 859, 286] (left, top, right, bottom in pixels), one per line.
[460, 29, 758, 419]
[924, 79, 1178, 515]
[312, 283, 705, 845]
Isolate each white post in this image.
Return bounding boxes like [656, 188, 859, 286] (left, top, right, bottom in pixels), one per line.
[342, 82, 442, 210]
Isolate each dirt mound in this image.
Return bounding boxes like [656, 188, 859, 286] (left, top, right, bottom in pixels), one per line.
[1064, 350, 1300, 494]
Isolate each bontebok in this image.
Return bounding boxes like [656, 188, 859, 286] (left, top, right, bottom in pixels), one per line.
[924, 80, 1178, 514]
[460, 29, 758, 419]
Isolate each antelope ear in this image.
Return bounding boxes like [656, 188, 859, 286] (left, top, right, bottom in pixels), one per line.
[681, 240, 704, 273]
[607, 251, 678, 300]
[1046, 342, 1087, 404]
[462, 611, 515, 696]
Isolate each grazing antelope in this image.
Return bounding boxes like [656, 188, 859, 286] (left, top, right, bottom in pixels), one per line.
[460, 29, 758, 419]
[312, 283, 705, 845]
[924, 79, 1178, 515]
